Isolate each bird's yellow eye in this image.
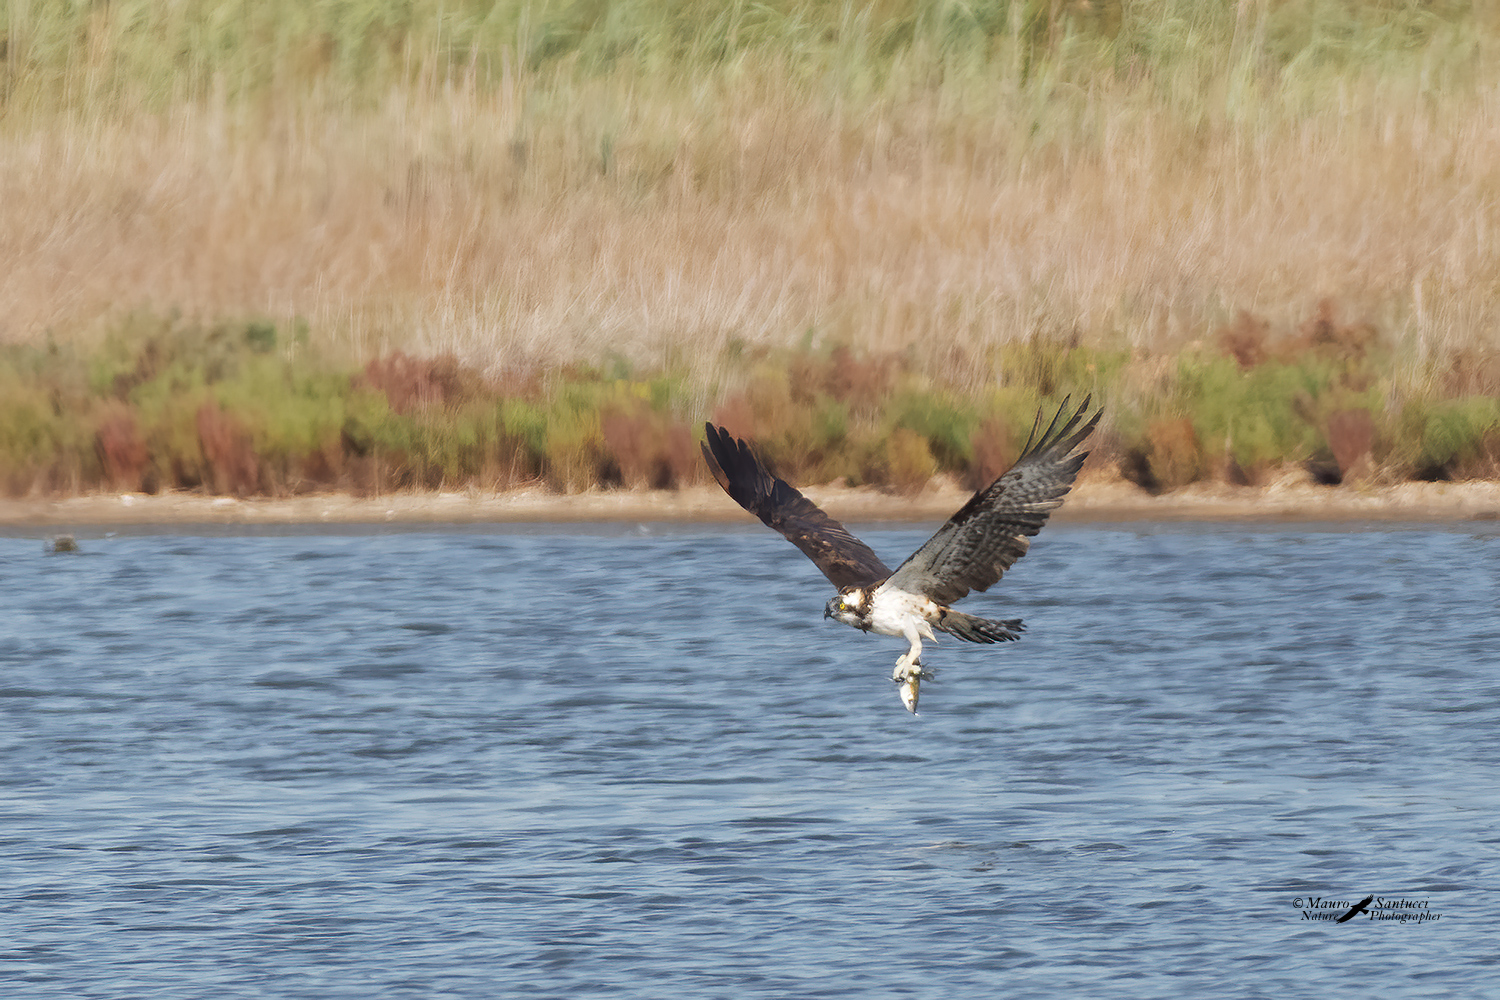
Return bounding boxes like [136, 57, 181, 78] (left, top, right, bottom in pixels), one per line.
[838, 600, 848, 611]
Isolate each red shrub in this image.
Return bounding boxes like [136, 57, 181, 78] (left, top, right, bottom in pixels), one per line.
[359, 352, 477, 413]
[96, 404, 148, 491]
[196, 403, 259, 495]
[710, 395, 758, 443]
[1327, 409, 1375, 484]
[1218, 301, 1378, 370]
[1216, 311, 1270, 370]
[1299, 298, 1376, 361]
[602, 403, 700, 489]
[967, 418, 1016, 490]
[1147, 418, 1202, 490]
[1122, 418, 1202, 493]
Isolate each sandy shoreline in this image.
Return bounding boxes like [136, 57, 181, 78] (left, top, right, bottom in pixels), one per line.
[4, 475, 1500, 532]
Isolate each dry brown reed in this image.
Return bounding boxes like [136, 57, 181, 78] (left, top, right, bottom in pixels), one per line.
[5, 41, 1500, 391]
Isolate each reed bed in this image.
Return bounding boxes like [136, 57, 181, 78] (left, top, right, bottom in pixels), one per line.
[2, 1, 1498, 496]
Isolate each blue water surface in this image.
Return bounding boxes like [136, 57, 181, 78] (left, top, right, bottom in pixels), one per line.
[1, 522, 1497, 998]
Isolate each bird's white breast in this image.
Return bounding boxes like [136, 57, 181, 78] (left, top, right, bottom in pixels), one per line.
[868, 588, 940, 639]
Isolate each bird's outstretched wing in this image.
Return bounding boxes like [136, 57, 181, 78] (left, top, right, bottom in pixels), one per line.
[702, 424, 892, 590]
[880, 397, 1100, 605]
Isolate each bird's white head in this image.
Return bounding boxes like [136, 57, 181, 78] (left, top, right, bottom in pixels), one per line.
[824, 588, 868, 629]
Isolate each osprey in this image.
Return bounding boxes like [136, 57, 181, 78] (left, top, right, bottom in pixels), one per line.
[702, 397, 1100, 713]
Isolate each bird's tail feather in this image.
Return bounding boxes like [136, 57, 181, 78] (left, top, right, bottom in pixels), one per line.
[935, 609, 1024, 644]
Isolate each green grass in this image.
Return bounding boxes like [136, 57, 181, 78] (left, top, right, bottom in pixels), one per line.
[4, 1, 1481, 102]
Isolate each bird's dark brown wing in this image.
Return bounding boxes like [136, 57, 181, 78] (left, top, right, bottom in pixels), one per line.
[702, 424, 891, 590]
[880, 396, 1101, 605]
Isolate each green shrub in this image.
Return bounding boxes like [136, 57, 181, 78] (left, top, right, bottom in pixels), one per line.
[887, 390, 975, 474]
[884, 428, 938, 494]
[1175, 353, 1336, 471]
[1418, 397, 1500, 478]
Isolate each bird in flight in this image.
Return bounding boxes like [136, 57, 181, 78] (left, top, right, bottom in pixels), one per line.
[702, 397, 1100, 713]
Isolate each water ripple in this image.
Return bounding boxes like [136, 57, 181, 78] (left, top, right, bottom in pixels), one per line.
[0, 524, 1495, 998]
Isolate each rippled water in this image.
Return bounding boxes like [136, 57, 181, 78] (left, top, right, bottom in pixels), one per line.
[2, 521, 1498, 998]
